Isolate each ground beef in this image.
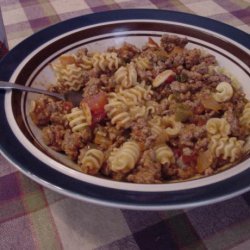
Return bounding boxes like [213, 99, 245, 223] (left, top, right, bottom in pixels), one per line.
[42, 125, 66, 151]
[200, 54, 217, 65]
[194, 138, 209, 151]
[170, 81, 189, 93]
[160, 35, 188, 52]
[83, 78, 101, 97]
[62, 128, 91, 160]
[127, 149, 162, 184]
[157, 98, 170, 115]
[184, 48, 201, 69]
[191, 62, 209, 75]
[117, 42, 140, 62]
[204, 72, 232, 86]
[137, 69, 154, 83]
[130, 118, 156, 149]
[177, 166, 196, 179]
[165, 51, 185, 69]
[179, 92, 192, 102]
[230, 90, 246, 113]
[170, 80, 202, 94]
[30, 97, 73, 126]
[181, 69, 203, 82]
[179, 124, 206, 147]
[224, 106, 241, 137]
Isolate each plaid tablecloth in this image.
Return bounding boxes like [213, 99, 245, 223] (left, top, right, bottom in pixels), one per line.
[0, 1, 250, 249]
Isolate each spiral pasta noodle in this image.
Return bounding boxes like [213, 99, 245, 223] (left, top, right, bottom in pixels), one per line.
[162, 116, 182, 137]
[108, 141, 141, 173]
[114, 62, 137, 89]
[78, 55, 93, 70]
[65, 107, 89, 132]
[206, 118, 230, 136]
[149, 116, 163, 137]
[92, 52, 120, 72]
[213, 81, 234, 102]
[79, 149, 104, 175]
[208, 135, 244, 162]
[53, 64, 84, 91]
[105, 99, 131, 129]
[155, 144, 175, 165]
[240, 103, 250, 131]
[134, 56, 152, 70]
[117, 84, 153, 106]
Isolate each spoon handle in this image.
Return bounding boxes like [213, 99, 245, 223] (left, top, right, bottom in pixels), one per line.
[0, 81, 64, 100]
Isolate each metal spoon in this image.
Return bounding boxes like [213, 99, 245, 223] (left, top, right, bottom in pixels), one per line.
[0, 81, 83, 106]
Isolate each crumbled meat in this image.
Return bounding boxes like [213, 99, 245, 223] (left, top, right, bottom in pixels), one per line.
[30, 97, 72, 126]
[179, 124, 206, 147]
[224, 106, 241, 137]
[165, 52, 185, 68]
[204, 72, 232, 86]
[181, 69, 203, 82]
[160, 35, 188, 52]
[117, 42, 140, 62]
[83, 78, 101, 97]
[162, 164, 178, 179]
[194, 138, 209, 151]
[177, 166, 196, 179]
[200, 54, 217, 66]
[130, 118, 156, 149]
[179, 92, 191, 102]
[42, 125, 65, 151]
[137, 69, 154, 83]
[62, 128, 91, 160]
[127, 150, 162, 184]
[184, 49, 201, 69]
[231, 90, 246, 113]
[191, 62, 209, 75]
[170, 81, 189, 93]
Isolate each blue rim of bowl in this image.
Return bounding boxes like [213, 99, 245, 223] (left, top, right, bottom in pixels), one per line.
[0, 9, 249, 210]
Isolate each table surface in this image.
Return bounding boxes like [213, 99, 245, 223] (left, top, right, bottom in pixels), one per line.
[0, 1, 250, 249]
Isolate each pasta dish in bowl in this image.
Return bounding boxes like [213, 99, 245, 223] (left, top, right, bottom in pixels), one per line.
[1, 9, 249, 209]
[29, 34, 250, 184]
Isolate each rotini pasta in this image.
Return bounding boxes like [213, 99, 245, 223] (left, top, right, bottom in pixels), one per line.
[92, 52, 120, 72]
[155, 144, 175, 165]
[209, 135, 244, 162]
[162, 116, 182, 137]
[206, 118, 230, 137]
[114, 62, 137, 89]
[79, 149, 104, 174]
[116, 84, 153, 106]
[213, 81, 234, 102]
[105, 98, 131, 129]
[240, 103, 250, 131]
[53, 64, 85, 91]
[108, 141, 141, 173]
[65, 107, 89, 132]
[134, 56, 152, 71]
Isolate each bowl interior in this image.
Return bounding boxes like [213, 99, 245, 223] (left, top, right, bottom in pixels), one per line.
[6, 20, 250, 192]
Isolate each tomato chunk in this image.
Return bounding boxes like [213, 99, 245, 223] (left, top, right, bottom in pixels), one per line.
[81, 92, 108, 125]
[182, 153, 197, 167]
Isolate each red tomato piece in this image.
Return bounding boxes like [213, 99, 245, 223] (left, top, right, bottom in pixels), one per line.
[164, 74, 176, 84]
[182, 153, 197, 166]
[82, 92, 108, 125]
[63, 101, 73, 112]
[173, 148, 182, 158]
